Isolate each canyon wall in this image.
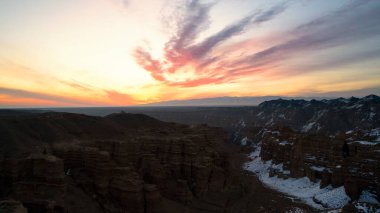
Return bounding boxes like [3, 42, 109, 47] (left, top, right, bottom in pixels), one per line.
[0, 112, 234, 213]
[257, 127, 380, 202]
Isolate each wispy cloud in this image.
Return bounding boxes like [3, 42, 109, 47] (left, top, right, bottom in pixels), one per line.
[230, 1, 380, 74]
[315, 86, 380, 97]
[133, 0, 380, 87]
[111, 0, 130, 8]
[189, 13, 257, 60]
[59, 79, 95, 91]
[295, 48, 380, 73]
[0, 87, 96, 106]
[133, 1, 288, 87]
[165, 0, 214, 54]
[122, 0, 129, 7]
[0, 87, 140, 107]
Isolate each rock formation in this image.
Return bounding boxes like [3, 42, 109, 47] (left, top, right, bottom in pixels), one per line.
[0, 200, 27, 213]
[0, 112, 235, 213]
[254, 126, 380, 209]
[0, 153, 66, 212]
[94, 95, 380, 137]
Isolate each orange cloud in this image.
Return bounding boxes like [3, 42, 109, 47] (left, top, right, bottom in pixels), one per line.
[0, 87, 124, 107]
[0, 94, 68, 107]
[105, 90, 139, 105]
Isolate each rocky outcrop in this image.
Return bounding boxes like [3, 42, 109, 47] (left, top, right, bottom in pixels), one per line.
[0, 154, 66, 212]
[256, 127, 380, 203]
[250, 95, 380, 135]
[0, 200, 27, 213]
[0, 112, 234, 213]
[51, 126, 229, 213]
[143, 184, 162, 213]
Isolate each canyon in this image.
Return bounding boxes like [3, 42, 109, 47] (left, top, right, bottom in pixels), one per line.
[0, 95, 379, 212]
[0, 111, 312, 212]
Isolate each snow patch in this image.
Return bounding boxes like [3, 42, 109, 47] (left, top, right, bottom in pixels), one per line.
[285, 207, 305, 213]
[314, 109, 327, 120]
[358, 190, 379, 205]
[313, 186, 350, 208]
[368, 128, 380, 142]
[346, 130, 353, 134]
[269, 130, 281, 136]
[279, 140, 291, 146]
[355, 202, 380, 213]
[346, 104, 363, 109]
[369, 112, 376, 120]
[305, 155, 316, 161]
[239, 119, 246, 128]
[302, 122, 316, 132]
[244, 147, 351, 210]
[265, 117, 274, 126]
[310, 166, 328, 172]
[351, 141, 379, 146]
[241, 137, 248, 146]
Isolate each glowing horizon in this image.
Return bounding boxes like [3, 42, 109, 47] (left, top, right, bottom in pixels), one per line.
[1, 0, 380, 107]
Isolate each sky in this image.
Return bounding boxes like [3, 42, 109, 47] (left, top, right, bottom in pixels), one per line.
[0, 0, 380, 107]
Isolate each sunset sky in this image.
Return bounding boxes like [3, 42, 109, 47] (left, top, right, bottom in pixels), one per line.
[1, 0, 380, 107]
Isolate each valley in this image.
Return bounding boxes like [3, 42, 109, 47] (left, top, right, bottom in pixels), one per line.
[0, 95, 379, 212]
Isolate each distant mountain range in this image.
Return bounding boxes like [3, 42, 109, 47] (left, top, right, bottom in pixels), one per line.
[130, 95, 380, 135]
[144, 86, 380, 106]
[144, 96, 331, 106]
[252, 94, 380, 134]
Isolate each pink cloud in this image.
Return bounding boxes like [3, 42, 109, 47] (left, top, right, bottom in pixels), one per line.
[133, 1, 288, 87]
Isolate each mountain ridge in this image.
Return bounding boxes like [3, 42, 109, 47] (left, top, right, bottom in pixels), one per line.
[144, 96, 332, 106]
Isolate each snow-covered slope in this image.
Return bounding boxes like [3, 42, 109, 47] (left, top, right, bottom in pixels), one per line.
[242, 128, 380, 212]
[244, 145, 351, 210]
[253, 95, 380, 134]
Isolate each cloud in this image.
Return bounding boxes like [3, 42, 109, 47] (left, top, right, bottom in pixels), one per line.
[133, 1, 287, 86]
[134, 0, 380, 87]
[166, 0, 214, 51]
[160, 0, 215, 74]
[295, 48, 380, 72]
[59, 80, 95, 91]
[229, 1, 380, 72]
[0, 87, 141, 107]
[111, 0, 129, 8]
[189, 3, 287, 62]
[294, 0, 370, 33]
[122, 0, 129, 7]
[0, 87, 97, 106]
[189, 13, 255, 59]
[133, 47, 165, 81]
[304, 86, 380, 98]
[105, 90, 138, 105]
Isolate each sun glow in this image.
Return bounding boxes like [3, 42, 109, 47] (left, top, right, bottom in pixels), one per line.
[0, 0, 379, 107]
